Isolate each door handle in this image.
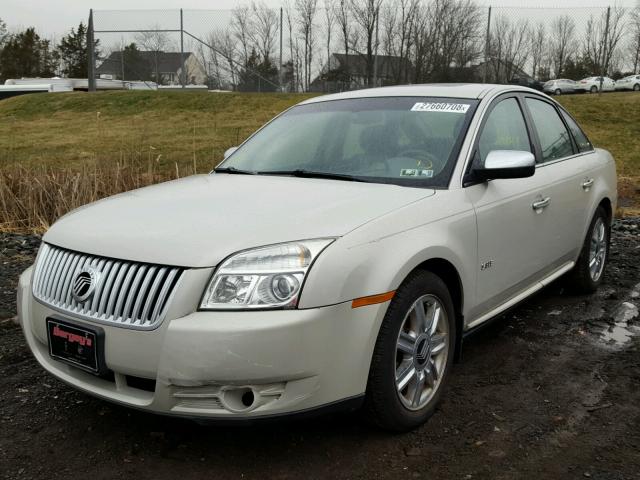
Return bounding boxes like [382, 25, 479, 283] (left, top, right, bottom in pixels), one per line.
[582, 178, 594, 190]
[532, 197, 551, 212]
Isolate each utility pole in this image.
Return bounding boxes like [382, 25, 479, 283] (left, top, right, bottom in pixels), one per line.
[87, 9, 96, 92]
[180, 9, 185, 88]
[483, 6, 492, 84]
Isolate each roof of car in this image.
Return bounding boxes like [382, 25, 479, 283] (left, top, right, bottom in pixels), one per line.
[299, 83, 541, 105]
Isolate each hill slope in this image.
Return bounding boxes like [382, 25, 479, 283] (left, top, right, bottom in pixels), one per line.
[0, 90, 638, 231]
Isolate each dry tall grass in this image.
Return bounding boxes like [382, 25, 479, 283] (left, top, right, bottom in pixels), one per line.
[0, 160, 196, 233]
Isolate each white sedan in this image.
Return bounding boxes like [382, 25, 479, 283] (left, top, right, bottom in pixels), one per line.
[17, 84, 617, 431]
[577, 76, 616, 93]
[614, 75, 640, 91]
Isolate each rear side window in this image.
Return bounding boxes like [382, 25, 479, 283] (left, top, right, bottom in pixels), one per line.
[525, 98, 574, 162]
[560, 111, 593, 153]
[478, 98, 531, 163]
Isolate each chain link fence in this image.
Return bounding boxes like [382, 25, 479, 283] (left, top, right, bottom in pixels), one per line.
[87, 2, 640, 93]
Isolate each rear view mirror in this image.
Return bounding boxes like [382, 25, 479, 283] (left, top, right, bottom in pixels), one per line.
[473, 150, 535, 181]
[224, 146, 238, 159]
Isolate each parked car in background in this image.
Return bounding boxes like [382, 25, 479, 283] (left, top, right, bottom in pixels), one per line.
[614, 75, 640, 91]
[509, 75, 544, 91]
[577, 76, 616, 93]
[17, 84, 617, 432]
[543, 79, 578, 95]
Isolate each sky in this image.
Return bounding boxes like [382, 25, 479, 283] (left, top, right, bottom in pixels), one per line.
[3, 0, 639, 38]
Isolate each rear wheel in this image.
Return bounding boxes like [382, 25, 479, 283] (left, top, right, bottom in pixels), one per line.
[590, 85, 598, 93]
[569, 207, 610, 293]
[365, 271, 456, 432]
[634, 84, 640, 91]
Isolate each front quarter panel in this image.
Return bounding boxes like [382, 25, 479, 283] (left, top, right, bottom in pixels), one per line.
[299, 190, 477, 317]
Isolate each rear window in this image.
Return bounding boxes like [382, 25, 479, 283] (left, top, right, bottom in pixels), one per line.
[561, 110, 594, 153]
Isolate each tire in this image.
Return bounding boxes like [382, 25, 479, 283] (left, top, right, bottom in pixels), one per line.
[634, 84, 640, 91]
[569, 207, 610, 293]
[590, 85, 598, 94]
[555, 88, 562, 95]
[364, 270, 456, 432]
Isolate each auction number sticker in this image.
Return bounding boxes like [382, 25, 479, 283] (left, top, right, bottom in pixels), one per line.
[410, 102, 469, 113]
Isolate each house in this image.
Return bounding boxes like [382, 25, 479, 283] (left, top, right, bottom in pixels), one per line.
[96, 51, 207, 85]
[310, 53, 414, 92]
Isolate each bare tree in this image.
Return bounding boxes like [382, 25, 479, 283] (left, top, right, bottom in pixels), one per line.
[250, 1, 279, 61]
[349, 0, 383, 86]
[295, 0, 319, 91]
[490, 16, 530, 83]
[549, 15, 575, 78]
[413, 0, 483, 83]
[324, 1, 335, 70]
[381, 0, 419, 84]
[231, 5, 253, 66]
[135, 26, 170, 84]
[283, 0, 301, 91]
[629, 4, 640, 73]
[333, 0, 353, 83]
[584, 6, 626, 76]
[529, 23, 546, 80]
[204, 28, 238, 89]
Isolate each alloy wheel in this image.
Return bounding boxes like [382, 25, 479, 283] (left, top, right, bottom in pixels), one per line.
[589, 217, 607, 282]
[395, 294, 449, 411]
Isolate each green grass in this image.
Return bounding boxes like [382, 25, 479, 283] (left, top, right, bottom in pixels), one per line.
[0, 90, 316, 173]
[0, 89, 638, 221]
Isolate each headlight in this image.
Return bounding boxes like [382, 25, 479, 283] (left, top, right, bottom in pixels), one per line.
[200, 239, 334, 310]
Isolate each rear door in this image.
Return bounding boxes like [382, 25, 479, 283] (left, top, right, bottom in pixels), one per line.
[465, 94, 555, 316]
[521, 95, 596, 264]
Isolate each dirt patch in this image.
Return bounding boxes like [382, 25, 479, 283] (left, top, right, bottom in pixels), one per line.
[1, 223, 639, 480]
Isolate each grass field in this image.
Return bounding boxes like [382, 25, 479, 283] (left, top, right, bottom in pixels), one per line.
[0, 90, 638, 231]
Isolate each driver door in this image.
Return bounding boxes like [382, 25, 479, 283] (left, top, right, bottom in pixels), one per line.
[465, 95, 554, 319]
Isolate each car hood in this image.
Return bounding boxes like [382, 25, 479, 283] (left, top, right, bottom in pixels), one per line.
[44, 174, 435, 267]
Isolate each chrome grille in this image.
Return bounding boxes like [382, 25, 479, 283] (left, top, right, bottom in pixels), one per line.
[32, 243, 183, 329]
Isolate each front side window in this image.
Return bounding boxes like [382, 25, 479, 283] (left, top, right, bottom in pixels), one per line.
[477, 97, 531, 164]
[525, 98, 574, 162]
[560, 110, 593, 153]
[218, 97, 478, 187]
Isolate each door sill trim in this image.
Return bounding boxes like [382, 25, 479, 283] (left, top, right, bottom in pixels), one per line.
[466, 261, 575, 330]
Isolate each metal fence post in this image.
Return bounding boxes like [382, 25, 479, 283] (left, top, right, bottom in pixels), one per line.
[483, 6, 492, 84]
[180, 8, 185, 88]
[279, 7, 283, 92]
[599, 6, 611, 95]
[87, 9, 96, 92]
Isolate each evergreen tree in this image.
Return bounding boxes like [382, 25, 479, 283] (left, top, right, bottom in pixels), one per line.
[237, 48, 279, 92]
[57, 22, 98, 78]
[0, 27, 57, 82]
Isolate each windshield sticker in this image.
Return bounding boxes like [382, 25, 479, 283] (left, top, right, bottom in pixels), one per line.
[410, 102, 469, 114]
[400, 169, 434, 178]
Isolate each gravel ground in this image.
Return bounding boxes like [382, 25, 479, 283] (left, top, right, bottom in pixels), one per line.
[0, 221, 639, 480]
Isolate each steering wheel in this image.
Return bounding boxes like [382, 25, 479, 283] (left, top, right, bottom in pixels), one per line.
[385, 149, 440, 175]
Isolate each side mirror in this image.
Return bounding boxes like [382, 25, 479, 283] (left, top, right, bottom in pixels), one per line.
[473, 150, 536, 181]
[224, 146, 238, 159]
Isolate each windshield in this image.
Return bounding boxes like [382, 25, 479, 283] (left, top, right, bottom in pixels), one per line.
[217, 96, 478, 187]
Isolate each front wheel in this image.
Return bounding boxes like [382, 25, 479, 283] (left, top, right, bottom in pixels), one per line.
[569, 207, 610, 293]
[634, 84, 640, 91]
[364, 271, 456, 431]
[555, 88, 562, 95]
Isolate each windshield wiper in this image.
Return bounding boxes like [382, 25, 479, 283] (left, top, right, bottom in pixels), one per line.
[214, 166, 257, 175]
[258, 169, 366, 182]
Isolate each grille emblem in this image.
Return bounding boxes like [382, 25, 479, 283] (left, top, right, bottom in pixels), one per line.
[71, 266, 100, 303]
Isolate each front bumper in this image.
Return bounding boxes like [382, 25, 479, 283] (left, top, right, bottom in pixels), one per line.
[17, 266, 388, 419]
